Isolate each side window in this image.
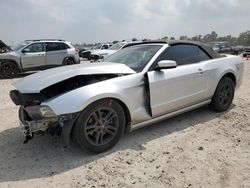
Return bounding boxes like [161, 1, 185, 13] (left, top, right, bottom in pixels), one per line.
[158, 44, 210, 65]
[46, 42, 67, 51]
[102, 45, 109, 49]
[61, 43, 70, 50]
[24, 43, 44, 53]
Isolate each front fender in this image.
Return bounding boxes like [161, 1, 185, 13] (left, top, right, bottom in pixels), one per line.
[42, 81, 134, 116]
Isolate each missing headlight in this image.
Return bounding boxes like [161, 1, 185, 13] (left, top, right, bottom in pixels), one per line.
[24, 105, 57, 120]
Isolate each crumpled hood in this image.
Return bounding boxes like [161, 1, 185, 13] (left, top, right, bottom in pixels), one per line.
[13, 63, 136, 93]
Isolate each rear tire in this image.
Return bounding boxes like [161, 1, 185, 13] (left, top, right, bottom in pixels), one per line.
[63, 58, 75, 65]
[210, 77, 235, 112]
[0, 62, 19, 79]
[73, 99, 125, 153]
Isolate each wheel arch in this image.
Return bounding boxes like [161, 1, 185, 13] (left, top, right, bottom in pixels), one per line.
[111, 97, 132, 133]
[68, 97, 132, 139]
[0, 59, 19, 66]
[218, 71, 236, 86]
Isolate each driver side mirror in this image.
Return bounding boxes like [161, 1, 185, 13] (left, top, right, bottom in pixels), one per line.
[155, 60, 177, 70]
[22, 48, 30, 53]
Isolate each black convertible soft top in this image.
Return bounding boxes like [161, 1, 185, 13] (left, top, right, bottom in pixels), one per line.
[168, 40, 222, 59]
[124, 40, 222, 59]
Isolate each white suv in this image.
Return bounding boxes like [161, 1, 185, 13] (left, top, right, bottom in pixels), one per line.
[0, 39, 80, 78]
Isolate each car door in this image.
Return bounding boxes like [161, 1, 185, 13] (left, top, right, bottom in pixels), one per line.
[147, 44, 211, 117]
[20, 42, 45, 69]
[45, 42, 68, 66]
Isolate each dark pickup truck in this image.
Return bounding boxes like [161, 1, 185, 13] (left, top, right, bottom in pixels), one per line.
[243, 47, 250, 57]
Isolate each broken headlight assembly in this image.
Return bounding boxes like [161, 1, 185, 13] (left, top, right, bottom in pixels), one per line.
[24, 105, 57, 120]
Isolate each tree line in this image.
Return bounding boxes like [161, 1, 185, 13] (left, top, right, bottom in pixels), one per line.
[162, 30, 250, 46]
[75, 30, 250, 48]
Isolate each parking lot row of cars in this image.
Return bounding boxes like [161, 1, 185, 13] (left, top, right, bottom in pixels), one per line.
[209, 41, 250, 57]
[78, 41, 141, 61]
[1, 39, 249, 79]
[0, 39, 142, 78]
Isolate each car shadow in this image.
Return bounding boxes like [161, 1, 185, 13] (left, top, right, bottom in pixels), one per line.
[0, 106, 232, 182]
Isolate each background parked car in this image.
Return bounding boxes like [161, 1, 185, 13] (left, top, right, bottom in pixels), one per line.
[0, 39, 80, 78]
[243, 46, 250, 57]
[90, 41, 142, 61]
[208, 41, 243, 55]
[79, 44, 112, 60]
[78, 47, 91, 59]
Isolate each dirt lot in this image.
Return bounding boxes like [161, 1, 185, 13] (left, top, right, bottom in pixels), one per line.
[0, 60, 250, 188]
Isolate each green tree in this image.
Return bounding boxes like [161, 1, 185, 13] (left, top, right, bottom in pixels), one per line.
[238, 31, 250, 46]
[161, 36, 168, 40]
[217, 35, 238, 46]
[203, 31, 218, 42]
[179, 35, 188, 40]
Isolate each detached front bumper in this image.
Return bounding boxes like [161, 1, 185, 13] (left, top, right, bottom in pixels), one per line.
[19, 106, 60, 137]
[18, 106, 78, 138]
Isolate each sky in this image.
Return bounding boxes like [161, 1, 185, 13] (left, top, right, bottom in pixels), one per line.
[0, 0, 250, 46]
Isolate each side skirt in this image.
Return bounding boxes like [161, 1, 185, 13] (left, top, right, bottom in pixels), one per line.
[130, 99, 211, 131]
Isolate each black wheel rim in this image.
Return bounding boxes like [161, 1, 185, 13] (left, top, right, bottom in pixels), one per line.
[219, 83, 233, 107]
[2, 64, 17, 77]
[84, 107, 119, 146]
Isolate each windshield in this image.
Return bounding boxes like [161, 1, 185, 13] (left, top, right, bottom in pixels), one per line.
[13, 41, 31, 51]
[108, 43, 125, 50]
[104, 44, 162, 72]
[92, 44, 102, 50]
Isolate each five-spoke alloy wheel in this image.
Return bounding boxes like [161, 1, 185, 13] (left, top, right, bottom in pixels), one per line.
[73, 99, 125, 153]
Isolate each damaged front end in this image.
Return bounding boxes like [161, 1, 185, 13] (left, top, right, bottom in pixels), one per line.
[9, 73, 124, 145]
[10, 85, 81, 145]
[18, 103, 78, 145]
[9, 63, 136, 145]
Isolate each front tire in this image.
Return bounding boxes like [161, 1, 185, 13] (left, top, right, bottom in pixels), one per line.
[210, 77, 235, 112]
[73, 99, 125, 153]
[0, 62, 19, 79]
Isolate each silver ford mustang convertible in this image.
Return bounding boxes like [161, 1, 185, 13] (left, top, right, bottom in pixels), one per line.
[10, 41, 244, 153]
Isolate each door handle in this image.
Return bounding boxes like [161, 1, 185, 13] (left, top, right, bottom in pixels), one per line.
[198, 68, 203, 75]
[39, 53, 45, 56]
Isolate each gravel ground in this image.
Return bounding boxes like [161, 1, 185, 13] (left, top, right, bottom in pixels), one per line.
[0, 60, 249, 188]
